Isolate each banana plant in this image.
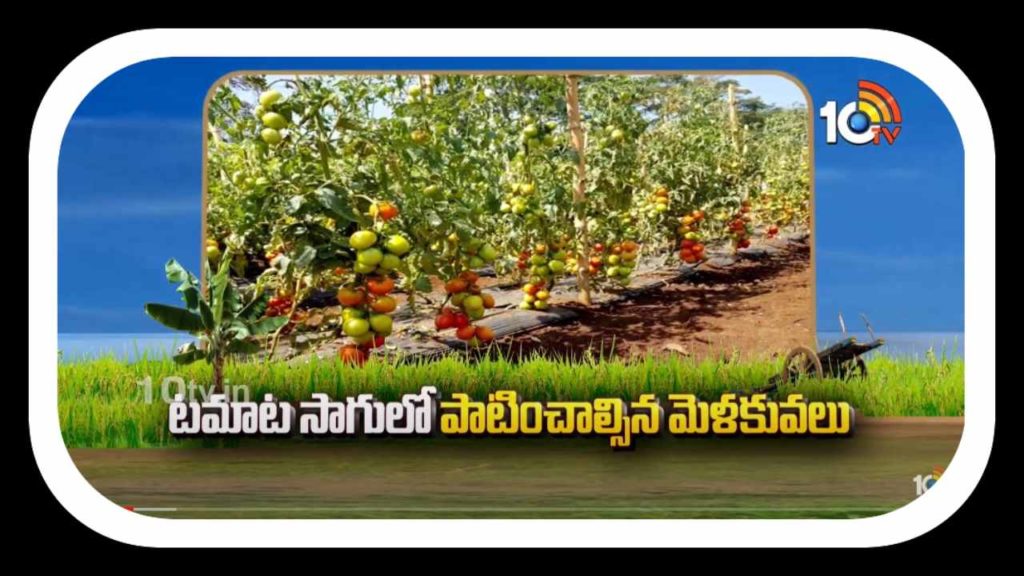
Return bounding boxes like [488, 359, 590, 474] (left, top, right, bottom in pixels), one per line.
[144, 249, 288, 392]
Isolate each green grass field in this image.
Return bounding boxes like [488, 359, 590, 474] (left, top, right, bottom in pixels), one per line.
[59, 352, 964, 448]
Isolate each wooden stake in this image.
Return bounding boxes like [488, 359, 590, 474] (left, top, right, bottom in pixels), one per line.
[565, 75, 592, 306]
[728, 83, 739, 152]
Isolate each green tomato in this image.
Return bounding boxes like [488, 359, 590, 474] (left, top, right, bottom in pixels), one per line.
[260, 128, 282, 145]
[342, 307, 366, 320]
[479, 244, 499, 263]
[353, 262, 377, 274]
[357, 248, 384, 266]
[533, 300, 549, 310]
[408, 85, 423, 98]
[206, 245, 222, 262]
[610, 128, 625, 141]
[529, 275, 543, 286]
[369, 314, 393, 336]
[548, 260, 566, 274]
[350, 332, 374, 345]
[519, 301, 533, 310]
[451, 292, 468, 307]
[462, 295, 484, 311]
[384, 235, 411, 256]
[468, 307, 485, 320]
[261, 112, 288, 130]
[259, 89, 282, 107]
[468, 256, 485, 269]
[379, 253, 402, 271]
[423, 184, 443, 199]
[551, 251, 567, 262]
[607, 254, 620, 265]
[350, 230, 378, 250]
[532, 265, 550, 278]
[529, 254, 547, 266]
[343, 318, 371, 338]
[606, 266, 620, 277]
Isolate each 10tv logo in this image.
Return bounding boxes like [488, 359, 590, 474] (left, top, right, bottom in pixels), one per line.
[913, 466, 944, 496]
[820, 80, 902, 145]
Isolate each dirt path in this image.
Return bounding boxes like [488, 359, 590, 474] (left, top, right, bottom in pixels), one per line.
[510, 243, 813, 360]
[70, 417, 962, 519]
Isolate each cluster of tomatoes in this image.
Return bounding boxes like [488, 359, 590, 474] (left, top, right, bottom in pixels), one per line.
[638, 186, 671, 219]
[461, 239, 500, 270]
[265, 294, 294, 318]
[500, 180, 537, 216]
[517, 240, 569, 310]
[265, 293, 305, 336]
[333, 227, 413, 364]
[256, 90, 287, 146]
[592, 241, 639, 286]
[520, 114, 558, 150]
[435, 271, 497, 346]
[677, 210, 707, 264]
[728, 200, 755, 251]
[335, 275, 397, 365]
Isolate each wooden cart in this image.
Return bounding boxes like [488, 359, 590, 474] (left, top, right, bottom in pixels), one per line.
[758, 336, 885, 394]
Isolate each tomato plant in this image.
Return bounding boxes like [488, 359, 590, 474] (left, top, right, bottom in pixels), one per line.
[205, 73, 810, 360]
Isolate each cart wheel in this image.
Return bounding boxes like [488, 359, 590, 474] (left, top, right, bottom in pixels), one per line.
[781, 346, 823, 384]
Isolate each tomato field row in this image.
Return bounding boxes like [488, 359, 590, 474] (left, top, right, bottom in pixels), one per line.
[197, 73, 809, 368]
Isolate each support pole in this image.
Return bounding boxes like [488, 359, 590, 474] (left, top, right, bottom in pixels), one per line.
[565, 75, 592, 306]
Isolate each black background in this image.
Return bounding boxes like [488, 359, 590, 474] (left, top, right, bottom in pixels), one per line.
[20, 20, 1004, 555]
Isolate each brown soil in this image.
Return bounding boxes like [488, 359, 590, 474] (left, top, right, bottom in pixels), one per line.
[509, 243, 813, 361]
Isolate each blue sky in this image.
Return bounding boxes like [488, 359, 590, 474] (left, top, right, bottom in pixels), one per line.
[57, 57, 964, 333]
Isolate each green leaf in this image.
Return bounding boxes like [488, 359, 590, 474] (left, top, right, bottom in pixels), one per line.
[211, 248, 233, 326]
[249, 316, 289, 336]
[413, 275, 433, 292]
[144, 304, 204, 333]
[237, 289, 267, 322]
[227, 340, 262, 355]
[293, 245, 317, 269]
[165, 259, 190, 284]
[286, 195, 305, 215]
[198, 298, 215, 331]
[315, 187, 358, 223]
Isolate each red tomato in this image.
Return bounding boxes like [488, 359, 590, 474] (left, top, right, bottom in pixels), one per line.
[445, 278, 469, 294]
[337, 287, 366, 307]
[376, 202, 399, 221]
[475, 325, 495, 343]
[367, 277, 395, 296]
[338, 345, 367, 366]
[455, 324, 477, 341]
[435, 313, 455, 330]
[452, 313, 470, 329]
